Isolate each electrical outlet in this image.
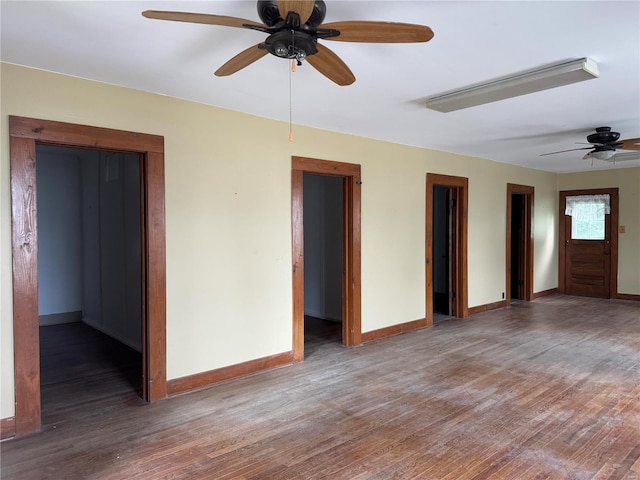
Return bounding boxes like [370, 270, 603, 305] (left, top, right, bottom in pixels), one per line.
[620, 225, 626, 233]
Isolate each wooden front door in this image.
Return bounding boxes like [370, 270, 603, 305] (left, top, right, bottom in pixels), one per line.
[559, 188, 618, 298]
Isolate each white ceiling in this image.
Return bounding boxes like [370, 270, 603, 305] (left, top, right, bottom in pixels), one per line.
[2, 0, 639, 173]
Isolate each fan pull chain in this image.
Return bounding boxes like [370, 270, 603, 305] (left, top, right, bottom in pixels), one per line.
[289, 56, 294, 142]
[288, 29, 295, 142]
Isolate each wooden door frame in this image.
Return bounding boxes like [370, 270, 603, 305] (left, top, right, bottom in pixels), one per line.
[506, 184, 534, 302]
[291, 156, 361, 362]
[558, 187, 618, 297]
[426, 173, 468, 325]
[9, 116, 167, 436]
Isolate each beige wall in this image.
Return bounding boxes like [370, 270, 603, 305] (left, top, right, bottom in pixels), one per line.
[559, 168, 640, 295]
[1, 64, 560, 419]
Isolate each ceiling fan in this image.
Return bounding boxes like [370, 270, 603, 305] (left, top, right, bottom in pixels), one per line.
[541, 127, 640, 162]
[142, 0, 434, 86]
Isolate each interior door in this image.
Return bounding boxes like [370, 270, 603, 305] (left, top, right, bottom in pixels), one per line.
[560, 190, 617, 298]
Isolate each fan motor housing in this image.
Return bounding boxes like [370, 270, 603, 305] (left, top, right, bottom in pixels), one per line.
[587, 127, 620, 145]
[257, 0, 326, 28]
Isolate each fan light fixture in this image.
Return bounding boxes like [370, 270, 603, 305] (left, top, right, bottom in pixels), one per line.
[591, 150, 616, 160]
[425, 58, 599, 113]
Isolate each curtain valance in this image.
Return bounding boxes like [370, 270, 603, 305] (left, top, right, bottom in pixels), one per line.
[565, 194, 610, 216]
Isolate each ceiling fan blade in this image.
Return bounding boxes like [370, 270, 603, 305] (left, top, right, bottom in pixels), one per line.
[320, 21, 434, 43]
[215, 45, 268, 77]
[278, 1, 315, 24]
[306, 43, 355, 86]
[620, 137, 640, 150]
[540, 146, 594, 156]
[142, 10, 265, 29]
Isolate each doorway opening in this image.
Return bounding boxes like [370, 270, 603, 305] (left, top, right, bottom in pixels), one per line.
[432, 185, 457, 320]
[559, 188, 618, 298]
[303, 174, 344, 356]
[9, 116, 167, 436]
[506, 184, 534, 302]
[426, 173, 468, 325]
[292, 157, 361, 362]
[36, 145, 143, 420]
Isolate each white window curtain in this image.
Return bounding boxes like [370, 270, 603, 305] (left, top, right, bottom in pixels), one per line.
[565, 194, 610, 216]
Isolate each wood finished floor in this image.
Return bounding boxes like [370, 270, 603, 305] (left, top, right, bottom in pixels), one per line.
[38, 322, 142, 425]
[2, 295, 639, 479]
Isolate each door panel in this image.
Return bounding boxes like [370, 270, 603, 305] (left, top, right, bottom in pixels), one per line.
[566, 239, 610, 297]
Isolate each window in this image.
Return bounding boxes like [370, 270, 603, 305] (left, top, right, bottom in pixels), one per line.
[565, 194, 610, 240]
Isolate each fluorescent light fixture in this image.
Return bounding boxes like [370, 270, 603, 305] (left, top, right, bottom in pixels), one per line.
[425, 58, 599, 113]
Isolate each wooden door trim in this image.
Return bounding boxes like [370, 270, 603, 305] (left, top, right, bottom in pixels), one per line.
[506, 184, 534, 302]
[291, 156, 361, 362]
[558, 188, 618, 297]
[426, 173, 469, 325]
[9, 116, 167, 436]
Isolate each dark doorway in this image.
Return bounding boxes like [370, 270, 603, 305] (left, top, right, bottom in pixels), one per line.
[432, 186, 457, 318]
[303, 174, 344, 356]
[426, 173, 469, 325]
[291, 156, 362, 362]
[506, 184, 534, 303]
[510, 194, 525, 300]
[36, 145, 143, 419]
